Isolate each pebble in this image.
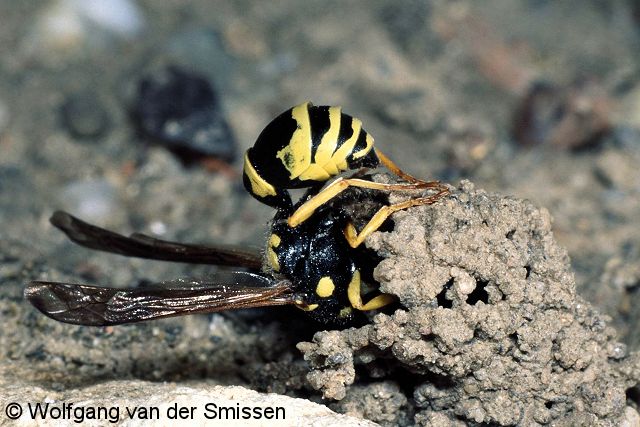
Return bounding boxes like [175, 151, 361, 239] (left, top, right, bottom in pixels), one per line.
[72, 0, 144, 37]
[29, 0, 144, 57]
[607, 342, 627, 360]
[58, 179, 119, 224]
[133, 66, 237, 161]
[60, 92, 110, 140]
[512, 79, 611, 150]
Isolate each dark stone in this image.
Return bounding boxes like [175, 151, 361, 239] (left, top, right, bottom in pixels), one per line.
[511, 79, 612, 150]
[133, 66, 236, 162]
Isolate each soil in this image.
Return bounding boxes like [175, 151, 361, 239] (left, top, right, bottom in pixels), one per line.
[1, 1, 639, 426]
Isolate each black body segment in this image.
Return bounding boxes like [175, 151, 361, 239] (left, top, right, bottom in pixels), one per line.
[246, 106, 299, 187]
[308, 105, 332, 149]
[267, 200, 385, 325]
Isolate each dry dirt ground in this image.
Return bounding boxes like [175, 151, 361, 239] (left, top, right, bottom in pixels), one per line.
[1, 1, 639, 426]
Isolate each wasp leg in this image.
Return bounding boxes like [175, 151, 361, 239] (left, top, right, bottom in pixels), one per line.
[375, 149, 429, 184]
[287, 177, 444, 227]
[343, 189, 449, 248]
[347, 270, 395, 311]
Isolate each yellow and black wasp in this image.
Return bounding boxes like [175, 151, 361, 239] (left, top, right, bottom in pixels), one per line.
[243, 102, 446, 247]
[25, 103, 448, 326]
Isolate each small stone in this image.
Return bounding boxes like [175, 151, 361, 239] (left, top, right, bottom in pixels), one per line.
[133, 66, 237, 161]
[72, 0, 144, 37]
[607, 342, 627, 360]
[451, 267, 476, 296]
[28, 0, 145, 59]
[512, 79, 611, 150]
[60, 92, 110, 140]
[58, 179, 120, 224]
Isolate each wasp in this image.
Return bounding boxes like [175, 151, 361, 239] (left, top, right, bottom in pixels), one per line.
[25, 103, 448, 326]
[243, 102, 448, 247]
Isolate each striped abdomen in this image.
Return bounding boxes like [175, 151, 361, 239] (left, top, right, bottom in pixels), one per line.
[246, 102, 379, 189]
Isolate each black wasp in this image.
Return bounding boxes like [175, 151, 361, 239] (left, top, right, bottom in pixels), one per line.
[25, 102, 448, 326]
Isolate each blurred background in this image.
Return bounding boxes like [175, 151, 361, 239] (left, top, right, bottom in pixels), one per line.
[0, 0, 639, 394]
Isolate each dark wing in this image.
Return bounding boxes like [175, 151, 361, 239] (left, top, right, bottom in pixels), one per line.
[25, 272, 296, 326]
[50, 211, 263, 270]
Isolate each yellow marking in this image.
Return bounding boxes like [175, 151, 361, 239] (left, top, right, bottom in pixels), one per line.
[297, 303, 319, 311]
[298, 163, 332, 181]
[347, 270, 395, 311]
[276, 102, 312, 179]
[352, 133, 374, 159]
[338, 307, 352, 318]
[267, 248, 279, 271]
[243, 152, 277, 197]
[316, 277, 335, 297]
[321, 159, 340, 177]
[331, 117, 362, 171]
[269, 234, 281, 247]
[315, 106, 342, 165]
[266, 234, 281, 272]
[299, 106, 342, 181]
